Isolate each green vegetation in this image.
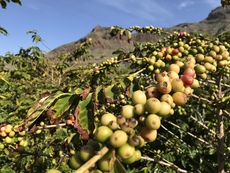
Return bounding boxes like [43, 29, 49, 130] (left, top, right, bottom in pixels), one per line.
[0, 1, 230, 173]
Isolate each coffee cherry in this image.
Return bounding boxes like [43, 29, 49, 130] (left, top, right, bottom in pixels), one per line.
[117, 143, 135, 159]
[128, 134, 140, 147]
[168, 64, 180, 74]
[158, 102, 171, 116]
[134, 149, 142, 161]
[191, 79, 200, 89]
[160, 94, 174, 106]
[5, 124, 13, 133]
[110, 130, 128, 148]
[181, 74, 194, 86]
[95, 126, 113, 143]
[121, 152, 136, 164]
[121, 105, 135, 119]
[157, 81, 172, 94]
[0, 143, 5, 150]
[117, 115, 126, 125]
[140, 126, 157, 143]
[134, 104, 145, 116]
[108, 121, 119, 130]
[195, 65, 206, 74]
[145, 114, 161, 130]
[172, 92, 188, 106]
[100, 113, 117, 126]
[87, 140, 101, 151]
[155, 72, 170, 82]
[46, 169, 61, 173]
[132, 90, 147, 105]
[171, 78, 184, 92]
[69, 152, 84, 170]
[5, 136, 13, 144]
[144, 98, 161, 114]
[127, 118, 138, 128]
[120, 122, 131, 133]
[97, 154, 111, 172]
[146, 86, 161, 99]
[168, 71, 179, 81]
[80, 145, 95, 162]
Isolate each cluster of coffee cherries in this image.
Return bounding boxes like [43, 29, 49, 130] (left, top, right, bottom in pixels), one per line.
[0, 124, 29, 151]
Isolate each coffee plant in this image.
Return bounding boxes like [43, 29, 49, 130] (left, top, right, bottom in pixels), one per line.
[0, 2, 230, 173]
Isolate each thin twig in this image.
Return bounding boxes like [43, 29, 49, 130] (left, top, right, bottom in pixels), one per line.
[223, 110, 230, 118]
[141, 156, 188, 173]
[163, 120, 210, 145]
[36, 123, 67, 130]
[157, 134, 184, 153]
[157, 134, 216, 172]
[205, 79, 230, 88]
[160, 124, 190, 147]
[191, 94, 213, 104]
[189, 115, 216, 136]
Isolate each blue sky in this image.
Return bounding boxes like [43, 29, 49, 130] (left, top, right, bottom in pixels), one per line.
[0, 0, 221, 55]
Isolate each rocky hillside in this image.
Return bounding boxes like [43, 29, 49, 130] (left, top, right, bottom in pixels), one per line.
[46, 6, 230, 59]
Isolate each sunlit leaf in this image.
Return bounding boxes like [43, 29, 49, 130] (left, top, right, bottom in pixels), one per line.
[66, 133, 76, 144]
[95, 85, 103, 104]
[104, 84, 116, 101]
[21, 91, 73, 129]
[74, 92, 93, 140]
[75, 88, 83, 95]
[52, 94, 76, 118]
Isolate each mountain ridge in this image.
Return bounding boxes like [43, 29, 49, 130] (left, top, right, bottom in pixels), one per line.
[46, 6, 230, 59]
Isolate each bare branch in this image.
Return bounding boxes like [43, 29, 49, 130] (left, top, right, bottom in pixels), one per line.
[223, 110, 230, 118]
[163, 120, 210, 145]
[160, 124, 190, 147]
[141, 156, 188, 173]
[191, 94, 213, 104]
[157, 134, 184, 153]
[36, 123, 67, 130]
[206, 79, 230, 88]
[189, 115, 216, 136]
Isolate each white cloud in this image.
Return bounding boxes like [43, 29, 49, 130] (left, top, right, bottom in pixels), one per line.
[95, 0, 173, 22]
[178, 1, 194, 9]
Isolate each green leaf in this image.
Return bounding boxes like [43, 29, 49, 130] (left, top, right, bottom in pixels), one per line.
[54, 128, 68, 142]
[11, 0, 21, 5]
[95, 85, 103, 103]
[114, 159, 127, 173]
[104, 84, 116, 101]
[119, 77, 131, 89]
[66, 133, 76, 144]
[21, 91, 73, 129]
[0, 26, 8, 35]
[0, 1, 7, 9]
[77, 93, 93, 134]
[208, 148, 215, 155]
[75, 88, 83, 95]
[52, 94, 77, 118]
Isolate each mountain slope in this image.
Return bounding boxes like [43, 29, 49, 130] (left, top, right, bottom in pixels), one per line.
[46, 6, 230, 59]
